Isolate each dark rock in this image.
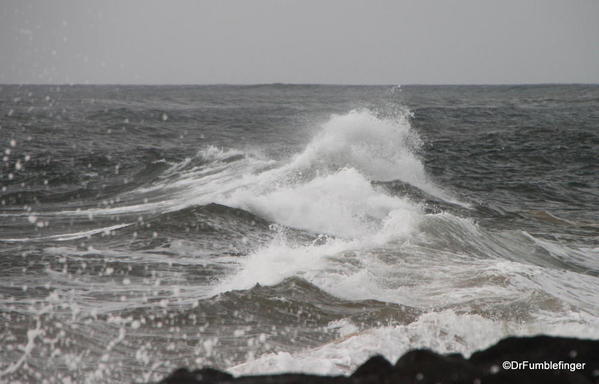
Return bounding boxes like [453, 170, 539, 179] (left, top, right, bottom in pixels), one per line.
[393, 349, 482, 383]
[159, 368, 197, 384]
[157, 335, 599, 384]
[350, 355, 393, 378]
[160, 367, 234, 384]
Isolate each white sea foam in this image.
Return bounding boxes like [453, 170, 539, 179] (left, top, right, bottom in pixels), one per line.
[290, 110, 424, 180]
[292, 110, 461, 202]
[225, 168, 421, 238]
[209, 109, 437, 293]
[229, 309, 599, 376]
[213, 109, 463, 243]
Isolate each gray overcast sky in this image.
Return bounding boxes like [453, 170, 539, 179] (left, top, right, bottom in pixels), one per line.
[1, 0, 598, 84]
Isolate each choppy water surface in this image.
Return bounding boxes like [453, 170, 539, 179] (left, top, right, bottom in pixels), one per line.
[1, 84, 598, 383]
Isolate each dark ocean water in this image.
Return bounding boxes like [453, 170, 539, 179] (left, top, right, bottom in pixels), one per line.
[0, 84, 598, 383]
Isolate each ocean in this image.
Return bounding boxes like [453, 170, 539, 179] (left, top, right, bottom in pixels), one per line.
[1, 84, 598, 383]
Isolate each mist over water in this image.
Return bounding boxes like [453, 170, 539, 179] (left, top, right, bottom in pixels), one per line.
[1, 84, 598, 383]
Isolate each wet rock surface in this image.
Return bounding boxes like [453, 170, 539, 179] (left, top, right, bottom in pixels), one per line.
[158, 335, 599, 383]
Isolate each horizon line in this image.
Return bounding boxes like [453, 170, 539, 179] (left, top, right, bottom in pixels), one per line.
[1, 81, 599, 87]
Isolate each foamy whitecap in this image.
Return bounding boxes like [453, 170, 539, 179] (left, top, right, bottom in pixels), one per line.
[213, 109, 451, 294]
[228, 309, 599, 376]
[225, 168, 421, 238]
[289, 110, 422, 181]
